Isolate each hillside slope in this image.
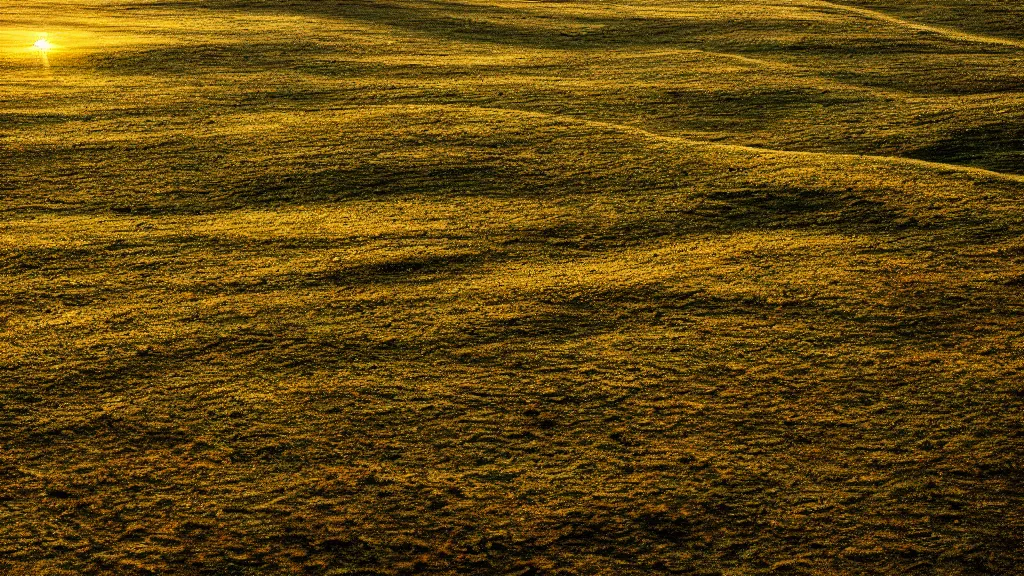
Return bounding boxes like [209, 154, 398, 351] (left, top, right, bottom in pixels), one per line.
[2, 1, 1023, 574]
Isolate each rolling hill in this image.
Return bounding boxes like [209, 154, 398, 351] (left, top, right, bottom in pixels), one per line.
[2, 1, 1023, 574]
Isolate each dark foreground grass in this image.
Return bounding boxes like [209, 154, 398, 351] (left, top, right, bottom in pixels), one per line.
[2, 1, 1023, 574]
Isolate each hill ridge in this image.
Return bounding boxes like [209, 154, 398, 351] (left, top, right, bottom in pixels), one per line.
[354, 102, 1024, 184]
[807, 0, 1024, 49]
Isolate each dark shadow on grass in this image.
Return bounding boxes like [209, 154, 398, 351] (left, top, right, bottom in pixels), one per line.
[906, 120, 1024, 175]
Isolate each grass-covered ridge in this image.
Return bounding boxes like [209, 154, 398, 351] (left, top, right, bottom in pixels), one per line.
[2, 1, 1023, 574]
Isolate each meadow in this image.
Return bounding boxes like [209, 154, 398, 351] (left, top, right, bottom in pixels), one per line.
[2, 0, 1023, 574]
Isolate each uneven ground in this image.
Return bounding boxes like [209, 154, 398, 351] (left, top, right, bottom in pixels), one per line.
[2, 0, 1023, 574]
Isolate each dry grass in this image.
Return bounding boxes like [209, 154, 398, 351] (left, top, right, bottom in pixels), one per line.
[2, 1, 1023, 574]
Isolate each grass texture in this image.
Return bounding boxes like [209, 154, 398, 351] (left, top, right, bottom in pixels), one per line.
[2, 0, 1023, 574]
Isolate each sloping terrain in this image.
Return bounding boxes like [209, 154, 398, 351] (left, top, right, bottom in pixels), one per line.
[2, 1, 1023, 574]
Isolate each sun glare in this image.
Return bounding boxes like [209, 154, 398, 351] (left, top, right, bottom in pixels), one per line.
[34, 38, 53, 50]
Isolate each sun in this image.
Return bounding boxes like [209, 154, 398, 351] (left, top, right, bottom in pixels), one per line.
[34, 38, 53, 50]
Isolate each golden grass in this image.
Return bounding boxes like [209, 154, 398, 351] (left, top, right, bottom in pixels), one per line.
[2, 0, 1023, 574]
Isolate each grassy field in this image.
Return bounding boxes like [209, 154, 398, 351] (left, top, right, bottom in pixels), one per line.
[2, 0, 1023, 574]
